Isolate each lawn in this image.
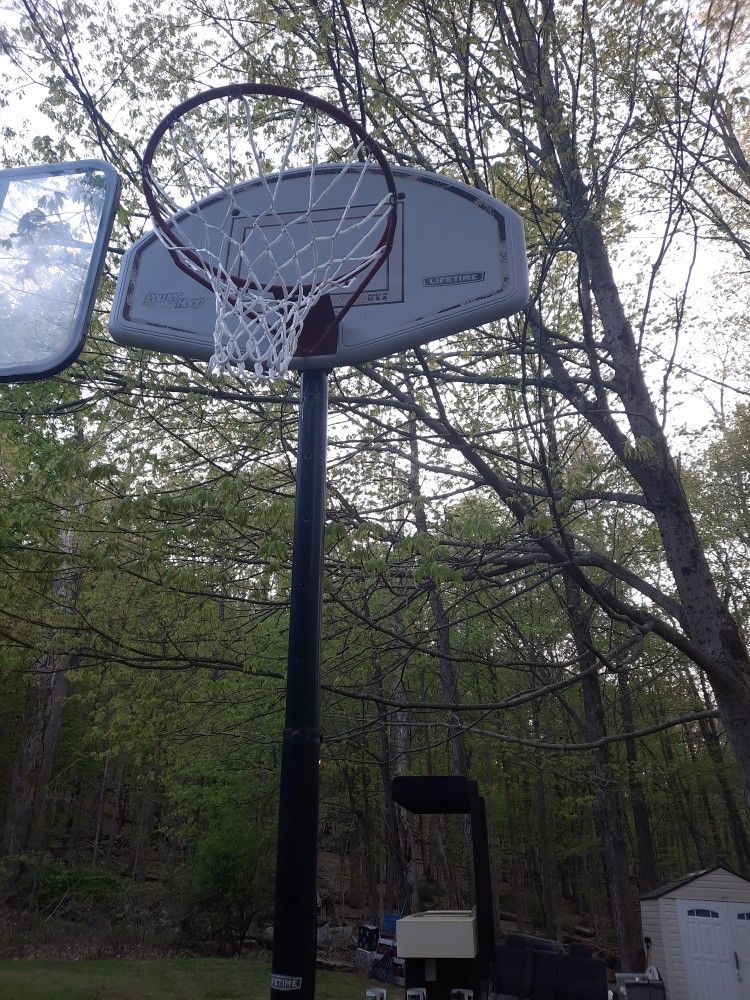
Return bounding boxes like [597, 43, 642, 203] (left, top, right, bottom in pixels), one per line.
[0, 955, 405, 999]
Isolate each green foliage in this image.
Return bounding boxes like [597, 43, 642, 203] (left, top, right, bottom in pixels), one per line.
[36, 861, 127, 917]
[182, 816, 274, 955]
[3, 856, 128, 918]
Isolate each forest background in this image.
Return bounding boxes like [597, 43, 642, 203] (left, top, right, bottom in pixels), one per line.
[1, 0, 750, 973]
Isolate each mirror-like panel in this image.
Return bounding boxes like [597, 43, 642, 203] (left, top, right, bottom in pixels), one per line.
[0, 161, 120, 381]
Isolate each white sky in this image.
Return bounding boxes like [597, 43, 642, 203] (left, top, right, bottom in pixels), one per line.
[0, 0, 747, 440]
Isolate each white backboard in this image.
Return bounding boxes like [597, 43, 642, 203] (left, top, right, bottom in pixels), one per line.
[109, 164, 528, 369]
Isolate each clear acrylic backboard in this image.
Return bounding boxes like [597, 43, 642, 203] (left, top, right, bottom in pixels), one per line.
[0, 159, 120, 382]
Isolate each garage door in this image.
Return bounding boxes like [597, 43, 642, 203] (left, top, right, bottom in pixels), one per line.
[677, 900, 750, 1000]
[732, 906, 750, 993]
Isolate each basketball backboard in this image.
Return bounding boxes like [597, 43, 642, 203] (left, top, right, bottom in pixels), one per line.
[109, 163, 528, 369]
[0, 160, 120, 382]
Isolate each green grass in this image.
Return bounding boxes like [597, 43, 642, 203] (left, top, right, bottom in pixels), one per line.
[0, 955, 405, 999]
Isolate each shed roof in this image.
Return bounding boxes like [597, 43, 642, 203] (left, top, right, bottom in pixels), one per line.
[640, 866, 750, 900]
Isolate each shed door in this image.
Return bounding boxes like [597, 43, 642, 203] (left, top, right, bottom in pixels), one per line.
[677, 900, 750, 1000]
[730, 905, 750, 994]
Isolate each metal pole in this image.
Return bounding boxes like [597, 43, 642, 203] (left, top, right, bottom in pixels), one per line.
[270, 368, 328, 1000]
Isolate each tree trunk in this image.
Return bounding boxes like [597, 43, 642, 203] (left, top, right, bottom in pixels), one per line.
[373, 660, 415, 913]
[535, 762, 560, 939]
[434, 813, 462, 909]
[131, 780, 156, 880]
[407, 411, 473, 863]
[578, 214, 750, 811]
[342, 761, 378, 919]
[538, 392, 641, 962]
[391, 657, 418, 913]
[695, 673, 750, 872]
[3, 658, 70, 861]
[504, 0, 750, 812]
[91, 748, 110, 866]
[104, 755, 127, 863]
[563, 574, 643, 970]
[2, 525, 79, 874]
[531, 696, 560, 938]
[616, 669, 661, 891]
[659, 729, 711, 868]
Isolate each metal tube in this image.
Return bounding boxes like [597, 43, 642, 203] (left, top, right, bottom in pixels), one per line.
[270, 368, 328, 1000]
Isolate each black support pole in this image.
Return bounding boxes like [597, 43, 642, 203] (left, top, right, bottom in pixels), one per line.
[270, 368, 328, 1000]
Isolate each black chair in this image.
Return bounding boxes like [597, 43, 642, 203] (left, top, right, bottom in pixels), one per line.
[533, 950, 562, 1000]
[557, 953, 608, 1000]
[492, 937, 562, 999]
[491, 942, 536, 998]
[491, 937, 607, 1000]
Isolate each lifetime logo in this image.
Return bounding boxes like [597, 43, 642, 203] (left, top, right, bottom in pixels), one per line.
[270, 973, 303, 990]
[143, 291, 206, 310]
[423, 271, 485, 287]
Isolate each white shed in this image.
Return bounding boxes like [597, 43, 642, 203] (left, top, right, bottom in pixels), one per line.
[640, 866, 750, 1000]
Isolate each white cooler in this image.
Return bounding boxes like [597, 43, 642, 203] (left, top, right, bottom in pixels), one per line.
[396, 910, 478, 959]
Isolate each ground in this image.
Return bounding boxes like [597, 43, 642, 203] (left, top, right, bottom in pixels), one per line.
[0, 955, 405, 999]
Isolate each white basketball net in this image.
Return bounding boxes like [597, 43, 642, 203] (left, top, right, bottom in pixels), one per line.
[145, 97, 395, 378]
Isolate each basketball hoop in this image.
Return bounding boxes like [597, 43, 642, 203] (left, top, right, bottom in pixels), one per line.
[118, 82, 530, 1000]
[141, 83, 397, 377]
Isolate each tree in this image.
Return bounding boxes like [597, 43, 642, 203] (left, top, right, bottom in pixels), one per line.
[183, 813, 274, 954]
[3, 0, 750, 968]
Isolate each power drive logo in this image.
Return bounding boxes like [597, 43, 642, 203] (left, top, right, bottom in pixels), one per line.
[143, 291, 206, 310]
[270, 973, 303, 991]
[423, 271, 485, 287]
